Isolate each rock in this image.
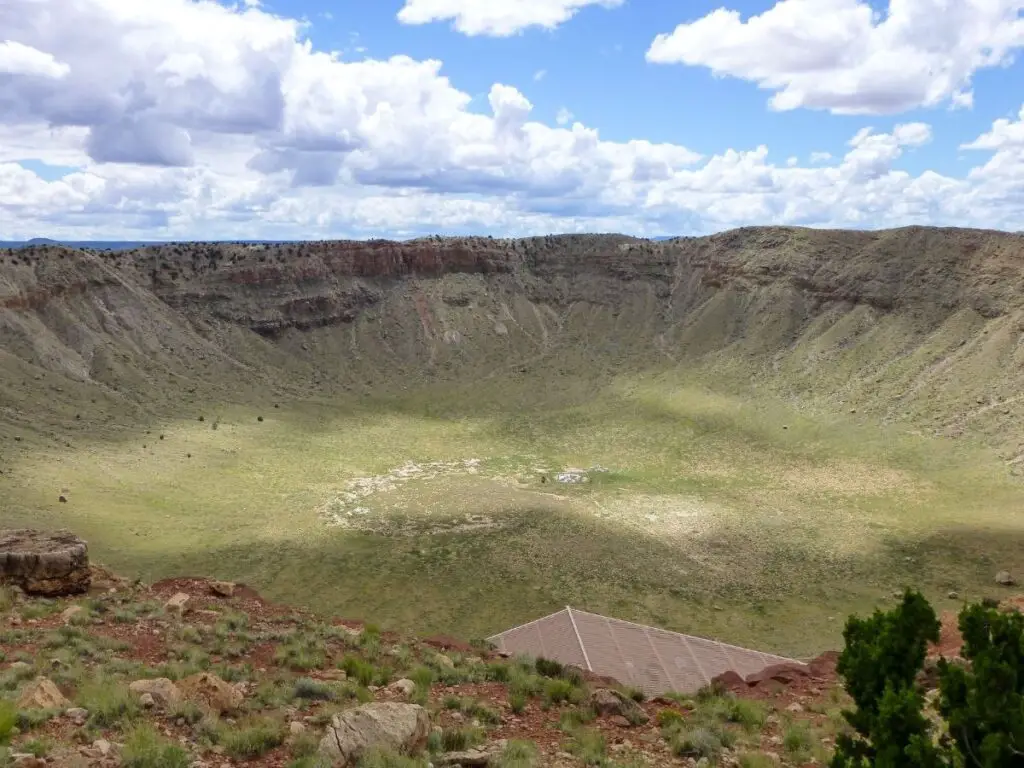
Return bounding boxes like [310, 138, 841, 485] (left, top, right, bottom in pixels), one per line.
[16, 677, 70, 709]
[290, 721, 307, 736]
[93, 739, 112, 756]
[590, 689, 646, 723]
[164, 592, 191, 614]
[610, 715, 632, 728]
[436, 748, 492, 766]
[318, 702, 430, 766]
[140, 693, 156, 709]
[996, 571, 1016, 586]
[388, 679, 417, 697]
[129, 678, 184, 708]
[209, 581, 236, 598]
[180, 672, 244, 714]
[10, 661, 32, 673]
[435, 654, 455, 669]
[11, 755, 47, 768]
[0, 529, 91, 596]
[61, 605, 84, 623]
[66, 707, 89, 725]
[786, 702, 804, 713]
[948, 591, 959, 600]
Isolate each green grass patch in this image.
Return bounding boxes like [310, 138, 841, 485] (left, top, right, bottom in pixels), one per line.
[121, 724, 190, 768]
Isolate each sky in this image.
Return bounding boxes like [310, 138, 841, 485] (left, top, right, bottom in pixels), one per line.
[1, 0, 1023, 240]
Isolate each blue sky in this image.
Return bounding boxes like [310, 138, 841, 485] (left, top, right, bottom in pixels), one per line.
[1, 0, 1023, 239]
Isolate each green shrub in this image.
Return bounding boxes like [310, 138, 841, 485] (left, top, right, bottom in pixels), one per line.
[290, 731, 321, 759]
[508, 691, 527, 714]
[535, 657, 564, 678]
[543, 678, 576, 705]
[439, 726, 483, 752]
[341, 656, 377, 687]
[21, 736, 52, 757]
[408, 666, 434, 691]
[739, 753, 779, 768]
[492, 739, 539, 768]
[0, 700, 15, 745]
[783, 724, 812, 756]
[169, 700, 204, 725]
[670, 725, 725, 760]
[76, 676, 140, 727]
[726, 698, 766, 731]
[276, 639, 326, 671]
[294, 677, 336, 701]
[220, 717, 286, 759]
[565, 728, 606, 766]
[558, 707, 596, 731]
[657, 709, 685, 728]
[0, 588, 16, 614]
[121, 724, 190, 768]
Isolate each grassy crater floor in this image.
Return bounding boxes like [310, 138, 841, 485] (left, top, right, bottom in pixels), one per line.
[3, 373, 1023, 658]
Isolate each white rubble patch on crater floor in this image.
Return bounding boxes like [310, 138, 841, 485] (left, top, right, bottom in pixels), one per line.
[319, 458, 484, 528]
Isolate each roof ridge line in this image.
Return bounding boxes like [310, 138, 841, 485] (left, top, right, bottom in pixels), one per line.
[566, 606, 593, 672]
[485, 607, 571, 642]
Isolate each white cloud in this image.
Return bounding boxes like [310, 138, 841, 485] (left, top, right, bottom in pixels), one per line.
[397, 0, 624, 37]
[0, 40, 70, 78]
[0, 0, 1023, 241]
[647, 0, 1024, 114]
[556, 107, 573, 126]
[533, 69, 547, 81]
[809, 151, 832, 163]
[786, 156, 798, 167]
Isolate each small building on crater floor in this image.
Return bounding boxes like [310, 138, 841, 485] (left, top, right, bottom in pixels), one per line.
[487, 606, 805, 697]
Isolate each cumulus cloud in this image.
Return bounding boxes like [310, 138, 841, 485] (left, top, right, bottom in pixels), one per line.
[0, 41, 71, 78]
[396, 0, 624, 36]
[0, 0, 1023, 241]
[646, 0, 1024, 114]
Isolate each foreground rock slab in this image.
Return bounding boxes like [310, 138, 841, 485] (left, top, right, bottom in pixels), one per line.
[318, 702, 430, 766]
[0, 529, 90, 596]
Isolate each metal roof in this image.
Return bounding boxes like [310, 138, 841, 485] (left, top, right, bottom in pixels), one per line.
[487, 606, 804, 696]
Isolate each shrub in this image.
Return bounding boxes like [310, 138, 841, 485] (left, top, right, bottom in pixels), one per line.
[543, 678, 576, 705]
[508, 691, 527, 714]
[783, 724, 813, 756]
[727, 698, 766, 731]
[535, 657, 564, 678]
[408, 666, 434, 691]
[356, 748, 426, 768]
[341, 656, 377, 687]
[657, 709, 685, 728]
[669, 725, 729, 760]
[220, 717, 286, 759]
[739, 753, 779, 768]
[294, 677, 336, 701]
[565, 728, 606, 766]
[830, 589, 942, 768]
[0, 700, 15, 745]
[439, 726, 483, 752]
[290, 731, 321, 759]
[492, 739, 539, 768]
[0, 587, 15, 614]
[76, 676, 140, 727]
[121, 724, 190, 768]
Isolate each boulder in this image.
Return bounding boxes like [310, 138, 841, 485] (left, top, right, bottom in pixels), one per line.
[590, 688, 645, 722]
[164, 592, 191, 614]
[318, 702, 430, 766]
[388, 679, 417, 697]
[129, 678, 184, 708]
[17, 677, 70, 710]
[436, 748, 493, 766]
[210, 581, 236, 598]
[0, 529, 90, 596]
[179, 672, 244, 714]
[996, 571, 1016, 586]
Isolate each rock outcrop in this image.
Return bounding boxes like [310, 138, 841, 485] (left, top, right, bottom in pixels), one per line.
[318, 702, 430, 766]
[0, 529, 90, 596]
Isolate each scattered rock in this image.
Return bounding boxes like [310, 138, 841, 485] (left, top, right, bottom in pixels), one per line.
[785, 702, 804, 713]
[16, 677, 70, 710]
[164, 592, 191, 614]
[435, 654, 455, 669]
[289, 721, 307, 736]
[0, 529, 91, 596]
[60, 605, 84, 624]
[948, 590, 959, 600]
[996, 571, 1016, 586]
[590, 689, 646, 723]
[436, 748, 492, 766]
[209, 581, 236, 598]
[129, 678, 183, 708]
[318, 702, 430, 766]
[609, 715, 632, 728]
[92, 739, 113, 757]
[65, 707, 89, 725]
[139, 693, 156, 709]
[388, 679, 417, 697]
[11, 755, 46, 768]
[180, 672, 244, 714]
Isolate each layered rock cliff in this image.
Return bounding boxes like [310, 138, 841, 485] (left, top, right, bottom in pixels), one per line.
[1, 225, 1023, 459]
